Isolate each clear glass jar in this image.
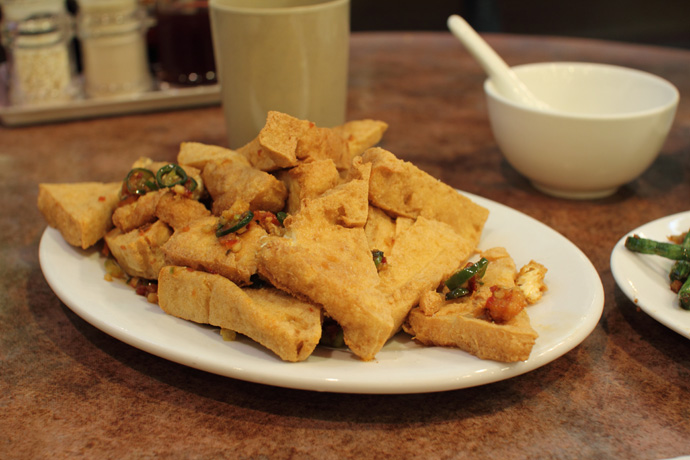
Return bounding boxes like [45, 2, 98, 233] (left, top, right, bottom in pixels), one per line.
[76, 0, 153, 98]
[1, 1, 78, 106]
[154, 0, 216, 86]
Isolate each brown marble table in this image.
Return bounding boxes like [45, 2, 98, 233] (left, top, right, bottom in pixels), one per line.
[3, 32, 690, 459]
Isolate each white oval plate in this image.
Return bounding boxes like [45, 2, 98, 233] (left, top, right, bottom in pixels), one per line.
[39, 193, 604, 394]
[611, 211, 690, 339]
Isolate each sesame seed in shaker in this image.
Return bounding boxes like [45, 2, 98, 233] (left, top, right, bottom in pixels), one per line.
[0, 0, 78, 106]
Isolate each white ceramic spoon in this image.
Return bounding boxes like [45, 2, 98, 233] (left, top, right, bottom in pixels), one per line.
[447, 14, 550, 110]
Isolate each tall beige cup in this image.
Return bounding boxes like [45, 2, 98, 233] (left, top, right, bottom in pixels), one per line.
[209, 0, 350, 148]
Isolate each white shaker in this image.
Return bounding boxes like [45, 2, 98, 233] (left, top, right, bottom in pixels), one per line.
[75, 0, 153, 98]
[0, 0, 78, 105]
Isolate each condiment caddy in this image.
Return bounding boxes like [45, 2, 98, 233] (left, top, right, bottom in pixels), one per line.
[0, 0, 220, 126]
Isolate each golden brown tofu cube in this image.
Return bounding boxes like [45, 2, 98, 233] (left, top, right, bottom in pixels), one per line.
[201, 158, 287, 215]
[113, 189, 167, 233]
[237, 111, 311, 171]
[295, 124, 350, 170]
[161, 215, 266, 286]
[154, 192, 211, 231]
[277, 159, 341, 215]
[38, 182, 121, 249]
[105, 220, 173, 279]
[238, 112, 388, 172]
[308, 157, 370, 228]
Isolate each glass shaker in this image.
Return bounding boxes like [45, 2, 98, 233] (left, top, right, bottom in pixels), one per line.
[153, 0, 216, 86]
[1, 0, 78, 106]
[75, 0, 153, 98]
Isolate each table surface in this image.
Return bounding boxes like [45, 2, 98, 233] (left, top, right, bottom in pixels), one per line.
[3, 32, 690, 459]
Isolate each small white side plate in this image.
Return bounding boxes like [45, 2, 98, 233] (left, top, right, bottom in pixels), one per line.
[611, 211, 690, 339]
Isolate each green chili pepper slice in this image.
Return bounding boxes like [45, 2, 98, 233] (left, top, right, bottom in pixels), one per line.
[156, 164, 188, 188]
[446, 286, 470, 300]
[276, 211, 287, 225]
[216, 210, 254, 237]
[125, 168, 158, 196]
[183, 177, 198, 193]
[445, 257, 489, 291]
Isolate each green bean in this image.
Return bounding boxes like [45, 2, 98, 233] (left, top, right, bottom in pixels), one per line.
[670, 231, 690, 283]
[678, 277, 690, 310]
[624, 236, 690, 261]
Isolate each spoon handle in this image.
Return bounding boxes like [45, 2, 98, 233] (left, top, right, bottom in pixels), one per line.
[447, 15, 512, 80]
[447, 15, 549, 110]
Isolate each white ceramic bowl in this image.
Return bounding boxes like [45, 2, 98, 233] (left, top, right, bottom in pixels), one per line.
[484, 62, 679, 199]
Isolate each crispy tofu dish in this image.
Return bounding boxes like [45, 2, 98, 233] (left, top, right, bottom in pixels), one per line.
[37, 111, 548, 363]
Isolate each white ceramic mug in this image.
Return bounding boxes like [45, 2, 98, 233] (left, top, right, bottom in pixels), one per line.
[209, 0, 350, 148]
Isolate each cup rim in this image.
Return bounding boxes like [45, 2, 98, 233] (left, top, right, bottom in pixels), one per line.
[209, 0, 349, 14]
[483, 61, 680, 121]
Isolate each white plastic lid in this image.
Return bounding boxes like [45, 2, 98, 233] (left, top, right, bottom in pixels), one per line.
[1, 0, 66, 21]
[76, 0, 138, 12]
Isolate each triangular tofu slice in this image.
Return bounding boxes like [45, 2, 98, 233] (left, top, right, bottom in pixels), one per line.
[404, 248, 540, 362]
[177, 141, 251, 170]
[257, 160, 393, 361]
[332, 119, 388, 161]
[362, 147, 489, 249]
[162, 215, 267, 286]
[158, 266, 322, 362]
[38, 182, 121, 249]
[379, 216, 476, 335]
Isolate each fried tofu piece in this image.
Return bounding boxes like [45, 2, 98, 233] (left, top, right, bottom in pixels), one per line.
[258, 231, 393, 361]
[238, 112, 388, 172]
[257, 170, 394, 361]
[364, 206, 396, 254]
[158, 266, 322, 362]
[201, 158, 287, 215]
[237, 111, 311, 171]
[516, 260, 548, 304]
[403, 247, 540, 362]
[379, 216, 476, 334]
[176, 141, 251, 170]
[105, 220, 173, 279]
[332, 119, 388, 161]
[161, 215, 266, 286]
[362, 147, 489, 249]
[38, 182, 121, 249]
[154, 192, 211, 231]
[277, 159, 341, 215]
[295, 124, 350, 170]
[406, 295, 537, 362]
[113, 189, 168, 233]
[314, 157, 370, 228]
